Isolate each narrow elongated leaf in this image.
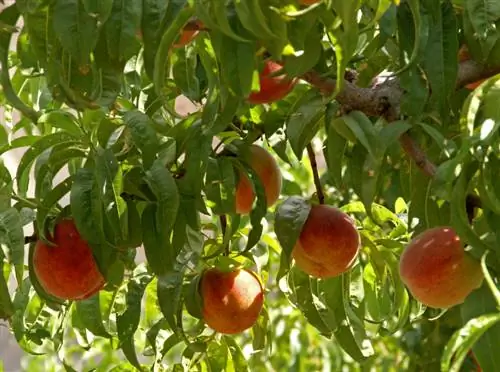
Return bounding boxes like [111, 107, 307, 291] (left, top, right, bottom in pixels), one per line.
[123, 111, 159, 169]
[0, 253, 14, 319]
[16, 132, 78, 195]
[145, 159, 180, 237]
[104, 0, 142, 63]
[288, 267, 332, 336]
[274, 196, 311, 278]
[461, 285, 500, 372]
[141, 204, 174, 275]
[75, 293, 111, 338]
[442, 313, 500, 372]
[208, 24, 257, 98]
[0, 208, 24, 271]
[421, 1, 458, 117]
[82, 0, 113, 23]
[141, 0, 169, 78]
[116, 269, 153, 371]
[153, 7, 194, 95]
[52, 0, 99, 63]
[205, 157, 236, 215]
[286, 92, 325, 159]
[157, 271, 184, 333]
[224, 336, 250, 372]
[94, 148, 127, 243]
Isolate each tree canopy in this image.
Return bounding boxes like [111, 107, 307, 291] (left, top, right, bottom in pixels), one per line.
[0, 0, 500, 371]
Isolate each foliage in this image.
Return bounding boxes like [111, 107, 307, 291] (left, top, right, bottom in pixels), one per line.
[0, 0, 499, 371]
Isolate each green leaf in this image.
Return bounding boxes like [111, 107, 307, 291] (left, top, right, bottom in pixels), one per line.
[421, 1, 458, 118]
[16, 132, 79, 195]
[183, 274, 203, 320]
[70, 168, 115, 277]
[286, 91, 325, 159]
[392, 0, 425, 76]
[141, 204, 174, 275]
[207, 340, 229, 371]
[35, 176, 73, 243]
[234, 0, 276, 40]
[274, 196, 311, 279]
[288, 267, 332, 336]
[157, 270, 184, 334]
[224, 335, 250, 372]
[145, 159, 180, 237]
[75, 292, 111, 338]
[153, 6, 194, 96]
[450, 164, 492, 255]
[37, 111, 83, 137]
[82, 0, 114, 24]
[116, 268, 153, 371]
[205, 157, 236, 215]
[321, 1, 361, 94]
[172, 48, 202, 102]
[324, 114, 347, 189]
[104, 0, 142, 63]
[123, 110, 159, 169]
[0, 208, 24, 274]
[442, 312, 500, 372]
[397, 2, 430, 116]
[141, 0, 169, 78]
[0, 253, 14, 319]
[52, 0, 99, 64]
[461, 284, 500, 372]
[94, 148, 127, 243]
[210, 23, 257, 98]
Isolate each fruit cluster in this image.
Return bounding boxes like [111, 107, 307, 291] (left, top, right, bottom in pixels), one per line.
[33, 141, 483, 335]
[30, 11, 484, 335]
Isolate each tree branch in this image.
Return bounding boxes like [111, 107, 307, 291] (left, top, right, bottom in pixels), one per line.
[302, 60, 500, 180]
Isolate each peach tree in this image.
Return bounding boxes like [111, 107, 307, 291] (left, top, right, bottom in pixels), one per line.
[0, 0, 499, 371]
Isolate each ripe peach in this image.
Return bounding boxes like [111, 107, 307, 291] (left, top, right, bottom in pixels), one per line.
[292, 205, 360, 278]
[200, 268, 264, 334]
[235, 145, 282, 214]
[399, 227, 483, 309]
[173, 21, 204, 48]
[247, 60, 297, 104]
[33, 219, 105, 301]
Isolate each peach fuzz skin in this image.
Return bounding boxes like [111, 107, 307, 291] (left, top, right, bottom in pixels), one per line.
[235, 145, 282, 214]
[292, 205, 360, 278]
[248, 60, 297, 104]
[201, 268, 264, 334]
[33, 219, 105, 301]
[399, 227, 483, 309]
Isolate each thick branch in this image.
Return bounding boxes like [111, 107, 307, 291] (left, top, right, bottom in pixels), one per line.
[302, 60, 500, 177]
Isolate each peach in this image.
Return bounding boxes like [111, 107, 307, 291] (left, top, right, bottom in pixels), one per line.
[292, 205, 360, 278]
[200, 268, 264, 334]
[33, 219, 105, 301]
[235, 145, 282, 214]
[247, 60, 297, 104]
[173, 21, 204, 48]
[399, 227, 483, 309]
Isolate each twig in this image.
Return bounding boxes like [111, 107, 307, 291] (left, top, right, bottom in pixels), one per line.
[306, 143, 325, 205]
[219, 215, 229, 256]
[24, 235, 37, 244]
